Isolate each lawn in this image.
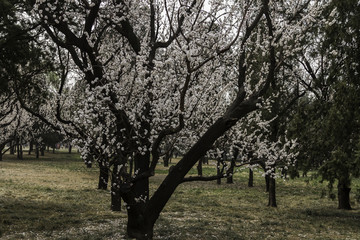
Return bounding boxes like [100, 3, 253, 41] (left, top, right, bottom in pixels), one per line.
[0, 151, 360, 239]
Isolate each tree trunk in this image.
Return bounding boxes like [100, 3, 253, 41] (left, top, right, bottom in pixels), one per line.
[163, 147, 173, 167]
[123, 151, 151, 239]
[126, 206, 154, 240]
[16, 138, 23, 160]
[227, 148, 238, 184]
[129, 155, 134, 177]
[52, 147, 55, 154]
[40, 146, 45, 156]
[197, 158, 203, 176]
[16, 138, 20, 159]
[265, 174, 270, 192]
[268, 176, 277, 207]
[10, 141, 14, 155]
[217, 159, 221, 185]
[68, 144, 72, 154]
[163, 155, 169, 167]
[111, 163, 122, 211]
[125, 96, 258, 239]
[248, 168, 254, 187]
[98, 162, 109, 190]
[133, 151, 150, 202]
[0, 143, 4, 161]
[337, 180, 351, 210]
[29, 141, 33, 155]
[36, 143, 39, 159]
[19, 143, 23, 160]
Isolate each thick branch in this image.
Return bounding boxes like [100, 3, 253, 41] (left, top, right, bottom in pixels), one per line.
[181, 174, 226, 183]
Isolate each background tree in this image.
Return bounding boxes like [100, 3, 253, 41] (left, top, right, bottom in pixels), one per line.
[290, 0, 360, 210]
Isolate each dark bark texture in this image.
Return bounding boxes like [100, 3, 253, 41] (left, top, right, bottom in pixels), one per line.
[111, 163, 122, 211]
[98, 163, 109, 190]
[265, 174, 270, 192]
[268, 177, 277, 207]
[337, 182, 351, 210]
[248, 169, 254, 187]
[197, 158, 203, 176]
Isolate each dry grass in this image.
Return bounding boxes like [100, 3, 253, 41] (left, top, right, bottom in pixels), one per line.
[1, 151, 360, 239]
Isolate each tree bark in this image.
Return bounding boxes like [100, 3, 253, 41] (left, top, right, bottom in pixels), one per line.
[19, 143, 23, 160]
[29, 141, 33, 155]
[16, 138, 20, 159]
[268, 176, 277, 207]
[337, 180, 351, 210]
[40, 146, 45, 156]
[36, 143, 39, 159]
[98, 162, 109, 190]
[197, 158, 203, 176]
[126, 206, 154, 240]
[248, 168, 254, 187]
[163, 155, 169, 167]
[0, 143, 4, 161]
[10, 141, 14, 155]
[16, 138, 23, 160]
[265, 174, 270, 192]
[227, 148, 238, 184]
[129, 155, 134, 177]
[217, 159, 221, 185]
[123, 151, 151, 239]
[111, 163, 122, 211]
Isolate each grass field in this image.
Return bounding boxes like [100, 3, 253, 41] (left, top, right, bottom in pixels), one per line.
[1, 151, 360, 239]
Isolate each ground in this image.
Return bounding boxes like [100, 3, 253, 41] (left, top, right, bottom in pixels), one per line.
[0, 150, 360, 239]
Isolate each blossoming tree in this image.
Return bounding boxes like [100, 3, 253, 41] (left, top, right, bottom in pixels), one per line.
[20, 0, 328, 238]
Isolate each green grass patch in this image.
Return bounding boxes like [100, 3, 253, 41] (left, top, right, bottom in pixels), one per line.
[1, 152, 360, 239]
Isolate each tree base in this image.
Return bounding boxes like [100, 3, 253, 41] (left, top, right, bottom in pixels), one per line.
[338, 187, 351, 210]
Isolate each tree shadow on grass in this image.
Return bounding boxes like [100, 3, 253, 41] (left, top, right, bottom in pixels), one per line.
[285, 206, 360, 231]
[0, 196, 87, 237]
